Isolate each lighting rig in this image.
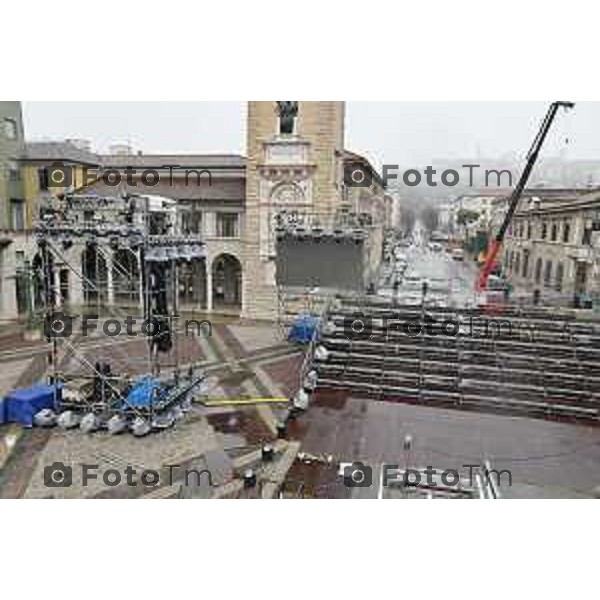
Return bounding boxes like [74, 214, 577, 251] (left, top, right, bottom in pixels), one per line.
[31, 192, 207, 436]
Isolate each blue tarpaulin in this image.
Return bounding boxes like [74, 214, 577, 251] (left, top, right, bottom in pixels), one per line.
[288, 314, 319, 344]
[0, 398, 5, 425]
[125, 376, 160, 409]
[4, 385, 61, 428]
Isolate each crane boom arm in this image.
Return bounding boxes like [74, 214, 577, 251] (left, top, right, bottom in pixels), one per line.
[477, 101, 575, 292]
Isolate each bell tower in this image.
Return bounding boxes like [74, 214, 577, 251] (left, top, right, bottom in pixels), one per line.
[243, 101, 345, 319]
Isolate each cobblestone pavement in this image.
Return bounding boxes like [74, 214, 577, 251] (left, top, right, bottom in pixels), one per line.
[3, 318, 600, 498]
[0, 319, 297, 498]
[23, 414, 220, 498]
[0, 358, 35, 397]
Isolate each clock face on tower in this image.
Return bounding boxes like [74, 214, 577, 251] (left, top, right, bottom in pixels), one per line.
[272, 182, 303, 205]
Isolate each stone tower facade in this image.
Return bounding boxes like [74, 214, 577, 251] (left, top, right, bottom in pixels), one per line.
[243, 101, 346, 319]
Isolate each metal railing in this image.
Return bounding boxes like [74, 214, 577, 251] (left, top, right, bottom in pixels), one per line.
[297, 294, 334, 391]
[273, 209, 380, 234]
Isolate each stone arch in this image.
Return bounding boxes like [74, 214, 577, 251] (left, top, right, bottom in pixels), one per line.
[522, 252, 530, 278]
[211, 253, 242, 310]
[81, 243, 107, 305]
[270, 181, 305, 205]
[178, 258, 207, 309]
[555, 262, 565, 292]
[112, 248, 140, 305]
[534, 257, 543, 284]
[544, 260, 553, 287]
[31, 252, 46, 309]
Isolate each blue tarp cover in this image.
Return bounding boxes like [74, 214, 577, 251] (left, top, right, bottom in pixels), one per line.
[4, 385, 61, 427]
[125, 376, 160, 408]
[288, 314, 319, 344]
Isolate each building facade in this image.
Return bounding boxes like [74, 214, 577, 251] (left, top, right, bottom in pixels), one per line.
[502, 189, 600, 302]
[0, 101, 389, 323]
[0, 102, 26, 230]
[0, 101, 26, 320]
[243, 101, 387, 319]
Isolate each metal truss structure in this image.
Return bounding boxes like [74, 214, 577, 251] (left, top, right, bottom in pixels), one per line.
[30, 192, 208, 435]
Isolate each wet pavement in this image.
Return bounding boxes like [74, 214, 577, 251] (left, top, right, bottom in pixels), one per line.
[0, 319, 296, 498]
[2, 247, 600, 498]
[303, 241, 600, 498]
[287, 394, 600, 498]
[379, 244, 480, 308]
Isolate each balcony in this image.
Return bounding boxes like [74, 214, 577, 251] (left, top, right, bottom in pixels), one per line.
[273, 210, 377, 241]
[568, 247, 594, 263]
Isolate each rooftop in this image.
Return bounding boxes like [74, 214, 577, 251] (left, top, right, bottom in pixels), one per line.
[20, 140, 383, 187]
[515, 188, 600, 216]
[100, 153, 246, 170]
[22, 141, 100, 165]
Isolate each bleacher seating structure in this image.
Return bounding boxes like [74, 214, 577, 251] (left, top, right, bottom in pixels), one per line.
[310, 296, 600, 423]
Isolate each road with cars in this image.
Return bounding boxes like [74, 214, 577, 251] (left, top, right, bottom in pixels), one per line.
[378, 239, 480, 309]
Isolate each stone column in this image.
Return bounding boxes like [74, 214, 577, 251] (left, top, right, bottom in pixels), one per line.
[0, 248, 19, 320]
[106, 252, 115, 307]
[206, 260, 213, 312]
[138, 264, 145, 317]
[194, 260, 204, 307]
[53, 269, 62, 308]
[69, 249, 85, 308]
[205, 212, 216, 238]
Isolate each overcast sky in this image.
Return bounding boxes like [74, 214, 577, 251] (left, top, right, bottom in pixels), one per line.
[22, 101, 600, 167]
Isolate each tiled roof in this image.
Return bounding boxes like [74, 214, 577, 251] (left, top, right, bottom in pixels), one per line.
[79, 176, 246, 203]
[22, 141, 100, 165]
[22, 143, 247, 171]
[100, 154, 246, 170]
[514, 188, 600, 215]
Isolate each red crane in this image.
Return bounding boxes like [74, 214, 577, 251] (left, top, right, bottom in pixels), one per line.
[477, 101, 575, 292]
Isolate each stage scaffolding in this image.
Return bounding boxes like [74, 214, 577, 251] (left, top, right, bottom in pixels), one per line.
[32, 192, 207, 428]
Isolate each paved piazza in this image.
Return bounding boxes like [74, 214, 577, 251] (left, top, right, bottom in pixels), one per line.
[2, 314, 600, 498]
